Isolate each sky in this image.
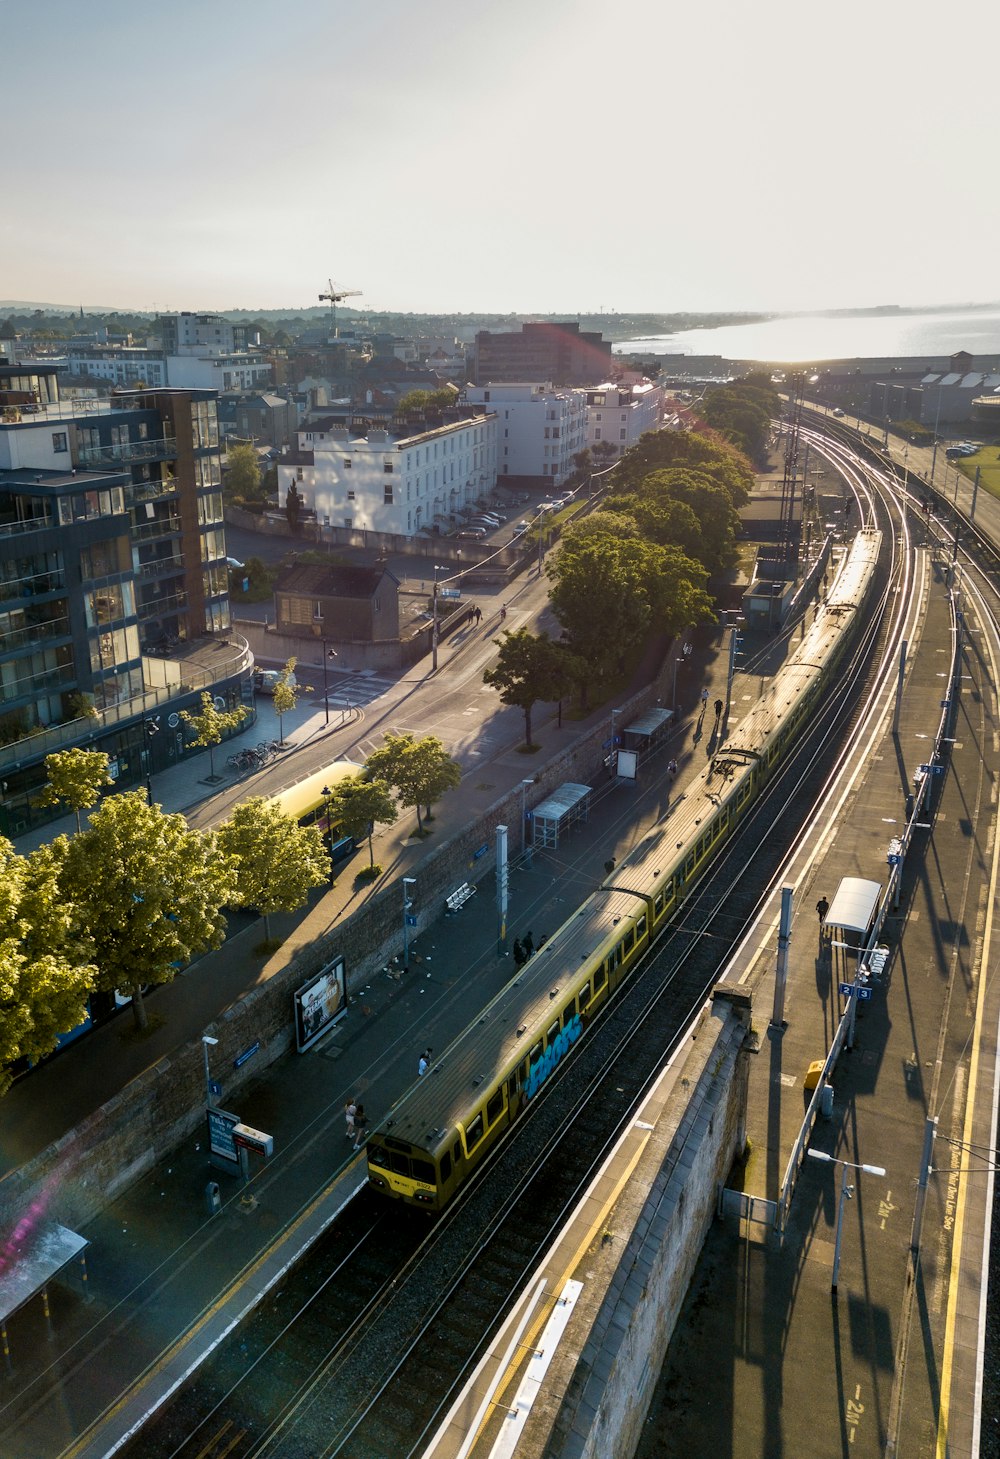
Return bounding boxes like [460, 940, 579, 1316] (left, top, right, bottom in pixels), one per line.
[3, 0, 999, 318]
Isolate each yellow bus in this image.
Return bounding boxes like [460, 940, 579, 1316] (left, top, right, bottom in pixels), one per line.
[268, 761, 363, 866]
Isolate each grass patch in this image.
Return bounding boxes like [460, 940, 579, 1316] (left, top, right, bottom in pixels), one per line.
[354, 864, 382, 885]
[412, 826, 432, 839]
[959, 450, 1000, 501]
[516, 742, 542, 753]
[253, 936, 283, 956]
[118, 1011, 166, 1043]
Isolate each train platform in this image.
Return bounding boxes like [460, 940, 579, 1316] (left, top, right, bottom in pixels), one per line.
[635, 533, 995, 1457]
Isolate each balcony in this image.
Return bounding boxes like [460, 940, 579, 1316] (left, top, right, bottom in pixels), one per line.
[0, 616, 72, 654]
[138, 553, 185, 579]
[0, 571, 65, 603]
[131, 517, 181, 542]
[126, 477, 178, 507]
[78, 437, 177, 468]
[0, 664, 77, 705]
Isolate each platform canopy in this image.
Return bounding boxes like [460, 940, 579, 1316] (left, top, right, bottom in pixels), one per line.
[0, 1222, 88, 1327]
[623, 707, 673, 741]
[823, 877, 882, 936]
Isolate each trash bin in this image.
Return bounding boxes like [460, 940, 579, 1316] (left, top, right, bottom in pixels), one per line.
[820, 1082, 835, 1119]
[205, 1181, 222, 1216]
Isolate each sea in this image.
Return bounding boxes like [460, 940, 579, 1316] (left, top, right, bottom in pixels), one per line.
[613, 305, 1000, 364]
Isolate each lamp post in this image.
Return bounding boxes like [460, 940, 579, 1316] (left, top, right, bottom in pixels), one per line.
[671, 642, 692, 711]
[321, 640, 338, 726]
[141, 713, 160, 801]
[431, 565, 443, 672]
[202, 1035, 219, 1111]
[807, 1149, 886, 1291]
[402, 877, 416, 971]
[520, 777, 534, 861]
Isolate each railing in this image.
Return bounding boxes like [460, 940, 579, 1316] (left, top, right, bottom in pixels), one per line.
[78, 437, 177, 467]
[0, 572, 65, 603]
[126, 477, 178, 506]
[0, 617, 71, 653]
[139, 588, 188, 616]
[0, 666, 76, 704]
[130, 517, 181, 542]
[0, 512, 55, 538]
[138, 553, 184, 578]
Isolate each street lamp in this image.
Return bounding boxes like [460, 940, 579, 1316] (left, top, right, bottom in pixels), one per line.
[671, 642, 692, 711]
[807, 1149, 886, 1291]
[321, 641, 338, 726]
[202, 1035, 219, 1111]
[431, 565, 443, 672]
[402, 877, 417, 972]
[141, 713, 160, 802]
[520, 777, 534, 861]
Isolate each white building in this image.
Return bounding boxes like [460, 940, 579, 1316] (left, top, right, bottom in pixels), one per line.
[585, 380, 665, 457]
[65, 346, 168, 389]
[62, 313, 273, 394]
[276, 409, 497, 538]
[463, 382, 587, 487]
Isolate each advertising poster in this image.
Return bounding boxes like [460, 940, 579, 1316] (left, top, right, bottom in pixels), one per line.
[294, 955, 346, 1052]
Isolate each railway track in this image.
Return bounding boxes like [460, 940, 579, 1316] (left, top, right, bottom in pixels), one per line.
[118, 463, 910, 1459]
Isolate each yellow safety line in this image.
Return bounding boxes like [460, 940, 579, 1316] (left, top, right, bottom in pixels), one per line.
[936, 628, 1000, 1456]
[468, 1131, 652, 1451]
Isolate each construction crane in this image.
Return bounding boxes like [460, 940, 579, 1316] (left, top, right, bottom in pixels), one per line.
[318, 279, 362, 338]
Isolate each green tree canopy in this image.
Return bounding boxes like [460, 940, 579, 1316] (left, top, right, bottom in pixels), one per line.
[61, 792, 236, 1029]
[612, 426, 754, 504]
[325, 775, 398, 867]
[484, 628, 583, 747]
[37, 747, 113, 831]
[397, 387, 457, 414]
[272, 658, 310, 744]
[364, 732, 461, 833]
[0, 836, 96, 1093]
[179, 691, 250, 780]
[225, 441, 262, 500]
[215, 797, 329, 937]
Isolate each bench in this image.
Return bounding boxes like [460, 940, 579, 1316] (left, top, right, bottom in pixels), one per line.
[862, 945, 890, 982]
[445, 882, 476, 914]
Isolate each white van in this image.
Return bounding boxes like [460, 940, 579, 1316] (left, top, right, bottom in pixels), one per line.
[254, 668, 296, 695]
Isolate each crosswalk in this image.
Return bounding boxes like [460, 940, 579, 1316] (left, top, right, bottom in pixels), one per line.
[312, 670, 396, 710]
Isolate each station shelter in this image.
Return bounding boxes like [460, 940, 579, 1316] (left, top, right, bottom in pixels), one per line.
[530, 782, 592, 851]
[622, 707, 673, 760]
[822, 876, 882, 951]
[0, 1222, 89, 1371]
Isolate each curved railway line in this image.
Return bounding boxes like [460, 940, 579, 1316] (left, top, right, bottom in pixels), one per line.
[118, 451, 921, 1459]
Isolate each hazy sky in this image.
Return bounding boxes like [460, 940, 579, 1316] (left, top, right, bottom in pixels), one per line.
[4, 0, 998, 316]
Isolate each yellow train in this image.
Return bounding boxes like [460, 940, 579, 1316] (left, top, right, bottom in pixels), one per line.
[267, 761, 363, 867]
[366, 529, 883, 1209]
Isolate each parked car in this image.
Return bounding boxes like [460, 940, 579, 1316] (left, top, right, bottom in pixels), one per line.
[455, 527, 486, 540]
[831, 407, 845, 418]
[254, 668, 296, 695]
[513, 520, 530, 535]
[226, 556, 245, 568]
[469, 513, 501, 526]
[557, 490, 576, 504]
[537, 500, 558, 512]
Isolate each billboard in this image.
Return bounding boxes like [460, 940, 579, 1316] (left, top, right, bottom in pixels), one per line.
[294, 955, 346, 1052]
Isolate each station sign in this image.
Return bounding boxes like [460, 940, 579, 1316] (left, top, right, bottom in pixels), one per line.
[233, 1123, 274, 1158]
[839, 983, 873, 1001]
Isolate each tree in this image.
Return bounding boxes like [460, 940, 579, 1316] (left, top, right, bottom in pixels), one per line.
[285, 480, 304, 533]
[179, 691, 250, 780]
[61, 792, 236, 1030]
[483, 628, 576, 747]
[216, 798, 329, 940]
[592, 439, 618, 466]
[364, 732, 461, 834]
[0, 836, 96, 1094]
[325, 775, 398, 867]
[225, 441, 261, 500]
[272, 657, 310, 745]
[37, 747, 113, 832]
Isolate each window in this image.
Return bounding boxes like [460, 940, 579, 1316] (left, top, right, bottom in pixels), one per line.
[343, 458, 352, 469]
[411, 1157, 435, 1184]
[384, 486, 393, 504]
[52, 431, 68, 453]
[296, 467, 304, 481]
[384, 461, 394, 473]
[347, 490, 355, 501]
[465, 1113, 484, 1151]
[594, 412, 602, 422]
[595, 429, 602, 440]
[486, 1089, 504, 1124]
[578, 980, 591, 1008]
[440, 1151, 452, 1181]
[484, 391, 490, 402]
[620, 429, 627, 440]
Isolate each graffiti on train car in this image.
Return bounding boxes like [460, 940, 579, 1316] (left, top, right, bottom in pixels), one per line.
[524, 1012, 583, 1100]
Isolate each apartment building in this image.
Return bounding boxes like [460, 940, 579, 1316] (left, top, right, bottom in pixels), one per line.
[277, 407, 497, 538]
[473, 321, 613, 386]
[0, 362, 251, 836]
[463, 382, 587, 488]
[585, 380, 665, 457]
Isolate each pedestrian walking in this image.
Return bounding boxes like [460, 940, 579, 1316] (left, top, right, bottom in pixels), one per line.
[816, 895, 829, 926]
[523, 930, 534, 957]
[500, 603, 507, 622]
[667, 758, 678, 782]
[604, 857, 616, 875]
[345, 1098, 357, 1140]
[352, 1104, 369, 1150]
[700, 687, 709, 710]
[417, 1048, 432, 1077]
[512, 938, 526, 967]
[474, 606, 482, 625]
[714, 698, 723, 720]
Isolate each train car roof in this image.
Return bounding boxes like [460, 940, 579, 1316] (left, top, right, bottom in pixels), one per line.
[377, 883, 644, 1152]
